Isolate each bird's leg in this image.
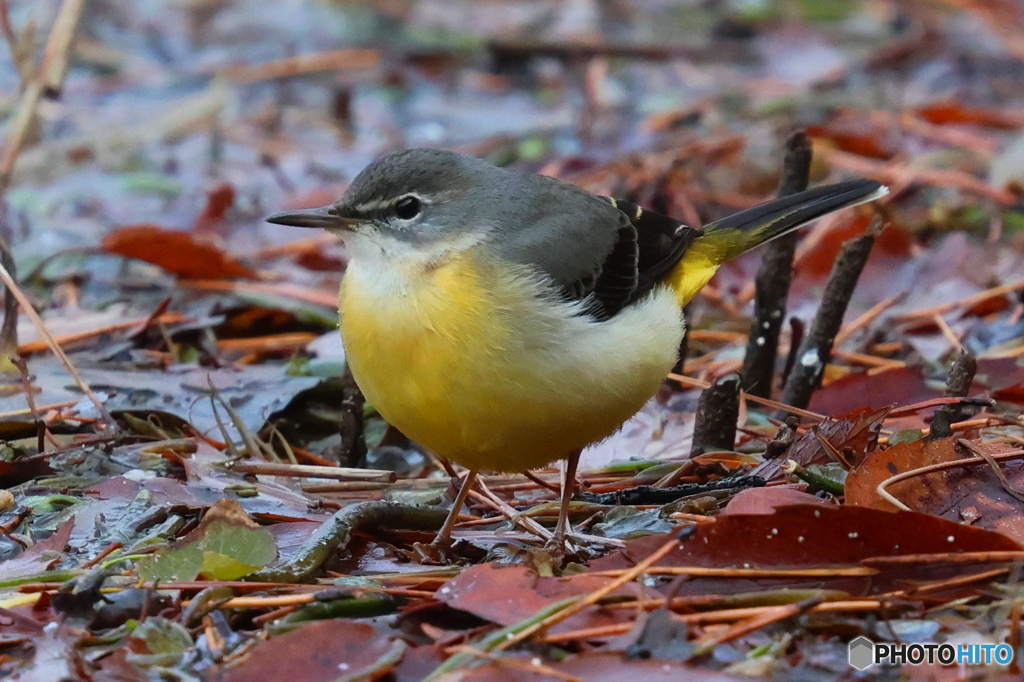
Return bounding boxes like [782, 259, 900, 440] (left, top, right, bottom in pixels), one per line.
[550, 450, 581, 552]
[433, 469, 478, 548]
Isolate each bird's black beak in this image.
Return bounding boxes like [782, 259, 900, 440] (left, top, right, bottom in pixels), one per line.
[265, 205, 361, 230]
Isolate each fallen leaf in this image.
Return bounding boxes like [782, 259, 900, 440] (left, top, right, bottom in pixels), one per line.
[753, 408, 886, 481]
[220, 620, 403, 682]
[194, 182, 235, 235]
[137, 499, 277, 581]
[807, 367, 938, 419]
[460, 652, 734, 681]
[846, 438, 1024, 541]
[0, 520, 75, 582]
[101, 223, 257, 280]
[721, 486, 833, 515]
[636, 505, 1018, 566]
[590, 505, 1021, 597]
[916, 101, 1022, 130]
[438, 564, 653, 634]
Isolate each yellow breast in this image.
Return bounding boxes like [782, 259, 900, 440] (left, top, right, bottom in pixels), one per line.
[339, 250, 684, 472]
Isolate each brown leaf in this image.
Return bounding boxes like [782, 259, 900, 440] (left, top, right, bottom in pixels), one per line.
[807, 368, 938, 422]
[846, 438, 1024, 541]
[220, 620, 402, 682]
[754, 408, 886, 481]
[617, 505, 1020, 568]
[101, 223, 258, 280]
[721, 486, 833, 515]
[437, 564, 652, 634]
[460, 653, 736, 681]
[0, 519, 74, 581]
[845, 438, 963, 512]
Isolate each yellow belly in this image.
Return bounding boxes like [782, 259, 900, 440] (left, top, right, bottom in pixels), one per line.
[339, 251, 684, 473]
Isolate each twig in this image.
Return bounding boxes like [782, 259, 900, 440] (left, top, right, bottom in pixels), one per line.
[691, 596, 823, 654]
[892, 278, 1024, 321]
[887, 396, 992, 418]
[338, 364, 367, 468]
[667, 372, 825, 421]
[177, 279, 337, 307]
[0, 237, 16, 368]
[218, 48, 379, 84]
[824, 146, 1016, 204]
[957, 439, 1024, 503]
[833, 293, 903, 347]
[0, 399, 76, 419]
[0, 1, 20, 79]
[228, 460, 395, 483]
[0, 0, 85, 197]
[690, 373, 740, 456]
[864, 551, 1024, 567]
[928, 351, 978, 440]
[932, 313, 965, 353]
[538, 600, 890, 643]
[741, 131, 811, 397]
[781, 220, 881, 411]
[0, 261, 114, 425]
[39, 0, 85, 98]
[586, 565, 875, 579]
[17, 312, 188, 354]
[471, 478, 553, 542]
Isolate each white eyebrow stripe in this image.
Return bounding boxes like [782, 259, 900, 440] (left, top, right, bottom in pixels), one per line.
[350, 199, 393, 213]
[350, 192, 432, 214]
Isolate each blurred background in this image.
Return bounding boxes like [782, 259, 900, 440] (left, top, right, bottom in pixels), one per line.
[4, 1, 1021, 256]
[2, 0, 1023, 464]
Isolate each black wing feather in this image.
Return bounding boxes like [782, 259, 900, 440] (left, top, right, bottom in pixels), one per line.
[582, 198, 701, 320]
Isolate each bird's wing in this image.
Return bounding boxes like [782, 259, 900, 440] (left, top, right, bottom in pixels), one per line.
[490, 174, 701, 321]
[596, 197, 702, 319]
[494, 173, 885, 320]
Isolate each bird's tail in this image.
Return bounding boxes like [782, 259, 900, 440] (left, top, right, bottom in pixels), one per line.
[667, 179, 887, 306]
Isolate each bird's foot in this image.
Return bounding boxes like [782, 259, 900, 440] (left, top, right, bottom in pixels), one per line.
[539, 532, 585, 569]
[412, 539, 455, 565]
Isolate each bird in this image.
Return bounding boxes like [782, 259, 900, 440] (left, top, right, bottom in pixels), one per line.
[267, 148, 886, 554]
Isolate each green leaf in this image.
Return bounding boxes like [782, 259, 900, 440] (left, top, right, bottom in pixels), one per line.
[196, 519, 277, 580]
[137, 543, 203, 583]
[136, 499, 277, 582]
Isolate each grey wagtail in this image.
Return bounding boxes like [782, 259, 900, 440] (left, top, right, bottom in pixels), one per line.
[267, 148, 887, 553]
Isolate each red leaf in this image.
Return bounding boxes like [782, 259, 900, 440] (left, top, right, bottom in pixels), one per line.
[220, 621, 400, 682]
[194, 183, 236, 235]
[0, 519, 75, 582]
[722, 486, 833, 515]
[437, 564, 651, 633]
[807, 126, 893, 160]
[915, 101, 1022, 130]
[807, 367, 939, 421]
[101, 224, 258, 280]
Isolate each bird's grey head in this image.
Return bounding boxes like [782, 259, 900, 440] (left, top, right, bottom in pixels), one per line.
[266, 148, 501, 253]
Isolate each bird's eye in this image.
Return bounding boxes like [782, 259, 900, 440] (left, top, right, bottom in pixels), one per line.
[394, 196, 422, 220]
